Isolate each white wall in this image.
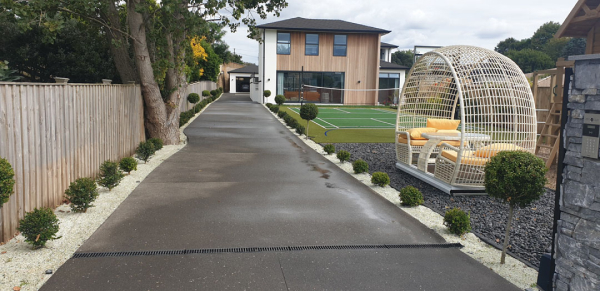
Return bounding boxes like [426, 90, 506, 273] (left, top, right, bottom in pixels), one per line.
[253, 29, 278, 104]
[229, 73, 252, 94]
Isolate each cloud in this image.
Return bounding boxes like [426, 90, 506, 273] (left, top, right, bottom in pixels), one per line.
[475, 18, 511, 39]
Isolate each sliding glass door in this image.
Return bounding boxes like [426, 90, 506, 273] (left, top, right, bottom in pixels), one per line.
[276, 71, 345, 103]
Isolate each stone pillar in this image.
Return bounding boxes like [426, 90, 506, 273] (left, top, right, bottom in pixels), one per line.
[554, 54, 600, 291]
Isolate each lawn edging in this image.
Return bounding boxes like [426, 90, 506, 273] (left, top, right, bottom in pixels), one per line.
[264, 103, 539, 290]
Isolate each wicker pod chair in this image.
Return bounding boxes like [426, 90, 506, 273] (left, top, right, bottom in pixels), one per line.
[396, 45, 537, 188]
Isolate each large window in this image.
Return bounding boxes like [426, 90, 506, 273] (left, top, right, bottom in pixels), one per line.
[333, 35, 347, 56]
[378, 73, 401, 104]
[277, 71, 345, 103]
[277, 33, 291, 55]
[305, 34, 319, 56]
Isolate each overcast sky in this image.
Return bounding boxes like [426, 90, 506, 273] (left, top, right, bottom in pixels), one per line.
[220, 0, 577, 64]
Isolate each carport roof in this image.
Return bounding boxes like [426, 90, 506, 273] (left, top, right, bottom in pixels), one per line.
[228, 64, 258, 74]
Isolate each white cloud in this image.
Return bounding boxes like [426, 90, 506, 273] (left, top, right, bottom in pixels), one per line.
[221, 0, 578, 63]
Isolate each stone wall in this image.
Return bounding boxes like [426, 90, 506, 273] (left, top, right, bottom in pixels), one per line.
[554, 54, 600, 291]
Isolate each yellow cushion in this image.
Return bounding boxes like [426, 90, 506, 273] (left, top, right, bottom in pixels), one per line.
[426, 119, 461, 130]
[436, 129, 460, 134]
[473, 143, 524, 158]
[406, 127, 438, 140]
[441, 150, 489, 166]
[398, 136, 461, 147]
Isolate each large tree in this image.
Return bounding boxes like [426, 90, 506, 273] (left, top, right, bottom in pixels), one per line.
[2, 0, 287, 144]
[530, 21, 561, 51]
[494, 37, 531, 55]
[391, 50, 414, 69]
[506, 49, 554, 73]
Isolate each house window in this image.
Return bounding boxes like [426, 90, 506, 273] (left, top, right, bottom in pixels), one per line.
[305, 34, 319, 56]
[380, 49, 386, 61]
[276, 71, 345, 103]
[277, 33, 291, 55]
[333, 35, 347, 56]
[378, 73, 401, 104]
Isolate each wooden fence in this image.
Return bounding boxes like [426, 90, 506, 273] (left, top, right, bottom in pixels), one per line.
[0, 82, 145, 242]
[178, 81, 217, 113]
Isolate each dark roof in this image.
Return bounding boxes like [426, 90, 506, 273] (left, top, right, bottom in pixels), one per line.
[228, 64, 258, 74]
[380, 60, 408, 70]
[380, 42, 398, 48]
[257, 17, 390, 34]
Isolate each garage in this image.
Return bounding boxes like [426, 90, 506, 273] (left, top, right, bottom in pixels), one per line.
[228, 64, 258, 93]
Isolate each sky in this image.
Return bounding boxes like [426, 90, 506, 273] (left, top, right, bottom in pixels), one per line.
[220, 0, 578, 64]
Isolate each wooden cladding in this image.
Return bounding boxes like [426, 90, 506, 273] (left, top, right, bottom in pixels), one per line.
[276, 32, 381, 105]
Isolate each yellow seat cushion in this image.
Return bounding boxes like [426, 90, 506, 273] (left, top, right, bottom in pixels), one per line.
[406, 127, 438, 140]
[441, 150, 489, 166]
[398, 136, 461, 147]
[426, 118, 461, 130]
[473, 143, 524, 158]
[436, 129, 461, 134]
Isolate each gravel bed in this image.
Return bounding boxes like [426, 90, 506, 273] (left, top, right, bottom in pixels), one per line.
[332, 143, 554, 269]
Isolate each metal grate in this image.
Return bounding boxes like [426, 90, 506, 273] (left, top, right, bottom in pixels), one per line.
[72, 243, 463, 259]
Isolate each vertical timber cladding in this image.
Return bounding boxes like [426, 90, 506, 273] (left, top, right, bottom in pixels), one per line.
[276, 32, 380, 105]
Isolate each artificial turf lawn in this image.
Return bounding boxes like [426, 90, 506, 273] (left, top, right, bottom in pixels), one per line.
[279, 106, 395, 143]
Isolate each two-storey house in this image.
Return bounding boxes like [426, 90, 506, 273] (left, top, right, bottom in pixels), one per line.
[250, 17, 407, 105]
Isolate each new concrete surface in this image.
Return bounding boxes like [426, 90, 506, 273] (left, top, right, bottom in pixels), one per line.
[41, 94, 519, 290]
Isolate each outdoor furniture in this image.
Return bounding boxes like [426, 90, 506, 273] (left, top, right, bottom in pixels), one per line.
[395, 45, 537, 194]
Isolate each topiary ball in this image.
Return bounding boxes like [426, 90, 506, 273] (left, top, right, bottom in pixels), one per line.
[0, 158, 15, 207]
[275, 95, 286, 106]
[202, 90, 210, 97]
[263, 90, 272, 97]
[300, 103, 319, 122]
[323, 144, 335, 155]
[210, 90, 217, 97]
[18, 208, 61, 249]
[443, 208, 471, 236]
[336, 150, 351, 163]
[65, 177, 99, 213]
[352, 159, 369, 174]
[399, 186, 424, 207]
[371, 172, 390, 187]
[119, 157, 138, 174]
[187, 93, 200, 104]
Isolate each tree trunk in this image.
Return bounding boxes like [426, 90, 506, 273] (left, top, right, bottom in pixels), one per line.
[105, 1, 139, 84]
[127, 0, 179, 144]
[501, 204, 514, 264]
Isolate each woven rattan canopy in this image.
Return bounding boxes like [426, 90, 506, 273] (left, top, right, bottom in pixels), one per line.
[395, 45, 537, 192]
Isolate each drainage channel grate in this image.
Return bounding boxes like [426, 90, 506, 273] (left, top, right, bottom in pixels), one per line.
[72, 243, 462, 259]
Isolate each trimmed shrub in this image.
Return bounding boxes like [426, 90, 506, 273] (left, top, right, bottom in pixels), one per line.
[399, 186, 424, 207]
[263, 90, 271, 98]
[65, 178, 98, 213]
[135, 141, 155, 163]
[270, 105, 280, 114]
[295, 124, 306, 135]
[210, 89, 217, 97]
[323, 144, 335, 155]
[148, 138, 163, 151]
[300, 103, 318, 139]
[218, 87, 223, 93]
[97, 161, 124, 191]
[352, 159, 369, 174]
[277, 110, 288, 119]
[179, 109, 195, 127]
[187, 93, 200, 104]
[371, 172, 390, 187]
[202, 90, 210, 97]
[0, 158, 15, 207]
[275, 94, 285, 106]
[18, 208, 60, 249]
[336, 150, 351, 163]
[266, 103, 273, 108]
[119, 157, 138, 174]
[194, 103, 203, 113]
[443, 208, 471, 236]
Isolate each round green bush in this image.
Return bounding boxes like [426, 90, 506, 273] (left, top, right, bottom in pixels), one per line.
[97, 160, 124, 191]
[336, 150, 351, 163]
[263, 90, 272, 98]
[266, 103, 273, 108]
[277, 110, 288, 119]
[65, 177, 99, 213]
[0, 158, 15, 207]
[218, 87, 223, 92]
[323, 144, 335, 155]
[295, 124, 306, 135]
[148, 137, 163, 151]
[400, 186, 424, 206]
[443, 208, 471, 236]
[371, 172, 390, 187]
[187, 93, 200, 104]
[18, 208, 61, 249]
[300, 103, 319, 121]
[352, 159, 369, 174]
[135, 141, 155, 163]
[274, 94, 285, 105]
[270, 105, 280, 114]
[119, 157, 138, 174]
[202, 90, 210, 97]
[194, 103, 203, 113]
[210, 89, 217, 97]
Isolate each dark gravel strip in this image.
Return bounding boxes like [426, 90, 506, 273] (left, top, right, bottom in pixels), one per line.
[331, 143, 554, 269]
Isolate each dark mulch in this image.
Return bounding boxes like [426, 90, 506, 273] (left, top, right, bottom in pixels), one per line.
[332, 143, 554, 269]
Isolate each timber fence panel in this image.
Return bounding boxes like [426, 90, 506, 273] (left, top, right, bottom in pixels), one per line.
[0, 82, 145, 242]
[179, 81, 217, 112]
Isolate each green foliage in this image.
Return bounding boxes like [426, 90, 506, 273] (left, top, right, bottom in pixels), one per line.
[0, 61, 21, 81]
[202, 90, 210, 97]
[0, 158, 16, 207]
[444, 208, 471, 236]
[323, 144, 335, 155]
[495, 37, 531, 55]
[97, 161, 124, 191]
[187, 93, 200, 104]
[543, 37, 569, 62]
[352, 159, 369, 174]
[399, 186, 424, 207]
[277, 110, 288, 119]
[275, 95, 286, 106]
[284, 115, 299, 128]
[17, 208, 60, 249]
[562, 38, 586, 58]
[264, 90, 272, 97]
[266, 103, 273, 108]
[371, 172, 390, 187]
[506, 49, 554, 73]
[189, 40, 223, 83]
[180, 110, 195, 127]
[148, 138, 163, 151]
[391, 50, 414, 69]
[119, 157, 138, 174]
[295, 124, 306, 135]
[485, 151, 547, 208]
[270, 105, 280, 113]
[136, 141, 156, 163]
[65, 178, 98, 213]
[530, 22, 561, 51]
[300, 103, 318, 121]
[212, 42, 243, 64]
[210, 90, 217, 96]
[336, 150, 351, 163]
